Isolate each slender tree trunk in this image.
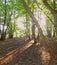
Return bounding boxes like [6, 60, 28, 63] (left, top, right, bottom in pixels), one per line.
[8, 11, 13, 38]
[54, 15, 57, 36]
[53, 0, 57, 37]
[53, 28, 55, 37]
[1, 0, 6, 40]
[31, 0, 37, 43]
[32, 23, 35, 39]
[47, 29, 51, 37]
[25, 14, 30, 39]
[9, 23, 13, 38]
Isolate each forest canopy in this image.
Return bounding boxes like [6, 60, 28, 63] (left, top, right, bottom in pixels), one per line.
[0, 0, 57, 41]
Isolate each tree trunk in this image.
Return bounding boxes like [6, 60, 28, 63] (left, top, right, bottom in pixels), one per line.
[21, 0, 49, 44]
[1, 0, 6, 40]
[32, 23, 35, 41]
[53, 30, 55, 37]
[7, 11, 13, 39]
[0, 0, 7, 40]
[25, 14, 30, 39]
[47, 30, 51, 37]
[9, 23, 13, 38]
[1, 31, 6, 40]
[54, 14, 57, 36]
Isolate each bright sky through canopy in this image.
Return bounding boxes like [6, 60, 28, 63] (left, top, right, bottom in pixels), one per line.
[16, 12, 46, 30]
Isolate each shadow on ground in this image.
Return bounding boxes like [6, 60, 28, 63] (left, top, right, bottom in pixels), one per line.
[0, 38, 55, 65]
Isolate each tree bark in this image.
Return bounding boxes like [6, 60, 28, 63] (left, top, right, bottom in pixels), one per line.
[25, 14, 30, 39]
[54, 15, 57, 36]
[32, 23, 35, 40]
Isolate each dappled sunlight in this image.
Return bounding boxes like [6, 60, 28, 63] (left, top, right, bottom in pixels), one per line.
[24, 37, 30, 41]
[39, 47, 51, 65]
[0, 0, 57, 65]
[0, 40, 34, 65]
[0, 47, 19, 65]
[19, 40, 34, 53]
[36, 42, 40, 46]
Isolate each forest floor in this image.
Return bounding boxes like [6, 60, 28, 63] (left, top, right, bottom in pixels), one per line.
[0, 37, 57, 65]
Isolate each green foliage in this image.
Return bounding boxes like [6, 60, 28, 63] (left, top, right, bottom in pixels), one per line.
[0, 0, 56, 38]
[48, 0, 57, 10]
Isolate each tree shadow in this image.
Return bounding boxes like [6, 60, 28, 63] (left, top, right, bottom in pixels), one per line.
[0, 40, 51, 65]
[0, 37, 29, 57]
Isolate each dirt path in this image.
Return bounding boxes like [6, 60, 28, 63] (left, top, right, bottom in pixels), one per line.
[0, 37, 29, 56]
[0, 38, 34, 65]
[0, 38, 57, 65]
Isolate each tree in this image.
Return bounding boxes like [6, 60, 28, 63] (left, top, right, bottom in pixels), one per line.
[29, 0, 36, 42]
[0, 0, 7, 40]
[42, 0, 57, 36]
[23, 14, 30, 39]
[21, 0, 49, 44]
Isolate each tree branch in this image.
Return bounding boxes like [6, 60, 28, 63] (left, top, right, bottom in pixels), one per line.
[35, 0, 54, 24]
[42, 0, 57, 14]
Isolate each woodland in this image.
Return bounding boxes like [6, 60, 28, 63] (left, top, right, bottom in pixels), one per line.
[0, 0, 57, 65]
